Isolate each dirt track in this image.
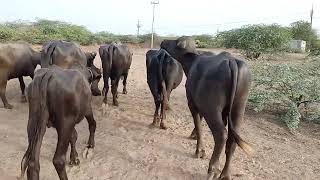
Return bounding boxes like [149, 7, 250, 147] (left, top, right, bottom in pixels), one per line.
[0, 46, 320, 180]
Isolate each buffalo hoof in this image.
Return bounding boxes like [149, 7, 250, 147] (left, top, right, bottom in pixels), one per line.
[92, 91, 101, 96]
[21, 96, 27, 103]
[149, 122, 157, 128]
[189, 130, 197, 140]
[207, 168, 221, 180]
[4, 104, 13, 109]
[113, 101, 119, 106]
[82, 147, 94, 159]
[160, 122, 167, 130]
[123, 89, 127, 94]
[219, 175, 231, 180]
[195, 149, 206, 159]
[69, 158, 80, 166]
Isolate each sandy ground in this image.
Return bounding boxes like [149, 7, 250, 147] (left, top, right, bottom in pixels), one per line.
[0, 46, 320, 180]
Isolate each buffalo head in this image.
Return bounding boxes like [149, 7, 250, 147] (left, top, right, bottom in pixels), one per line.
[88, 64, 102, 96]
[160, 36, 197, 60]
[86, 52, 97, 67]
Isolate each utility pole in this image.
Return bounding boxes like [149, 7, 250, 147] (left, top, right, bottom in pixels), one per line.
[150, 0, 159, 49]
[137, 19, 142, 36]
[310, 4, 314, 28]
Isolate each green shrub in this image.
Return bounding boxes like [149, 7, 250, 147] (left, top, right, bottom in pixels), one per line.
[309, 40, 320, 56]
[249, 60, 320, 130]
[0, 25, 16, 42]
[0, 20, 95, 45]
[216, 24, 292, 59]
[138, 33, 162, 47]
[192, 34, 217, 48]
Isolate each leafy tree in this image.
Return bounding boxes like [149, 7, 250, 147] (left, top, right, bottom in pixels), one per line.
[290, 21, 318, 46]
[216, 24, 292, 59]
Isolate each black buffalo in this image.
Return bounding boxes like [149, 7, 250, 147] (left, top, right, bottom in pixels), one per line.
[85, 51, 97, 66]
[161, 36, 252, 180]
[146, 49, 183, 129]
[99, 43, 132, 109]
[0, 43, 40, 109]
[41, 40, 101, 95]
[20, 66, 96, 180]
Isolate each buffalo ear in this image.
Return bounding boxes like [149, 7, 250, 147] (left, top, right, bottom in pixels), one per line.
[177, 39, 187, 49]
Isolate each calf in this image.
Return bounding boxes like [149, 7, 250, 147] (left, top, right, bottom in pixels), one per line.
[146, 49, 183, 129]
[161, 36, 252, 179]
[0, 43, 40, 109]
[20, 66, 96, 180]
[99, 43, 132, 108]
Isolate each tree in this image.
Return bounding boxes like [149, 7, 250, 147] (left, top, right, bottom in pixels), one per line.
[290, 21, 318, 49]
[216, 24, 292, 59]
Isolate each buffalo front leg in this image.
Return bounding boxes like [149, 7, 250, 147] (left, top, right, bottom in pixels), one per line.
[111, 78, 120, 106]
[189, 115, 203, 140]
[18, 77, 27, 103]
[0, 79, 12, 109]
[122, 73, 128, 94]
[83, 112, 96, 159]
[188, 101, 205, 159]
[69, 128, 80, 166]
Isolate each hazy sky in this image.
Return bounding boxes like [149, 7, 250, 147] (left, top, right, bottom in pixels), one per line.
[0, 0, 319, 35]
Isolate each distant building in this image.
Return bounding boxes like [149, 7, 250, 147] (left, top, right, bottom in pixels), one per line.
[289, 40, 306, 53]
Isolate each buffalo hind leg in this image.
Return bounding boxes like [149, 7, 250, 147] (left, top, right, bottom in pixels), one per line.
[102, 75, 110, 115]
[188, 100, 205, 158]
[83, 112, 96, 159]
[159, 81, 169, 129]
[220, 103, 246, 179]
[25, 120, 46, 180]
[159, 99, 168, 129]
[207, 112, 227, 179]
[18, 77, 27, 103]
[69, 128, 80, 166]
[165, 89, 172, 110]
[53, 124, 73, 180]
[0, 80, 12, 109]
[102, 75, 110, 104]
[150, 99, 161, 127]
[122, 73, 128, 94]
[111, 78, 120, 106]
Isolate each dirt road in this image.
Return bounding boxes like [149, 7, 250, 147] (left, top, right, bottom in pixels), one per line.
[0, 47, 319, 180]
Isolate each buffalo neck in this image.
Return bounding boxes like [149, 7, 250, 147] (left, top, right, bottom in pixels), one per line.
[178, 53, 199, 78]
[32, 52, 41, 66]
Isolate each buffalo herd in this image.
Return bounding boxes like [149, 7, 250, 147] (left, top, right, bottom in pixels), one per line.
[0, 37, 251, 180]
